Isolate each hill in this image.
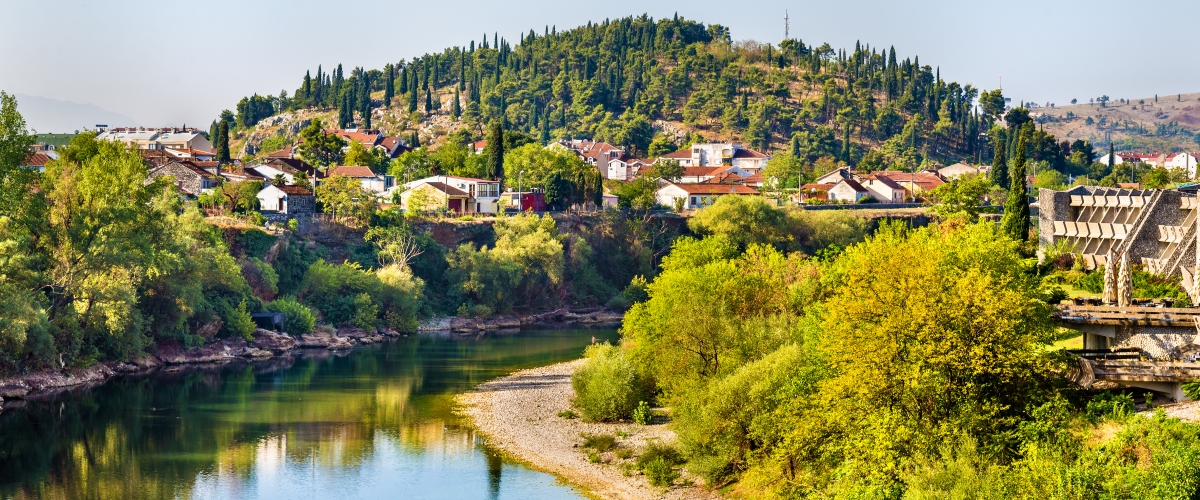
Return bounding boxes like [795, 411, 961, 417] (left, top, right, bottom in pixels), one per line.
[14, 94, 140, 134]
[1031, 92, 1200, 153]
[218, 14, 995, 183]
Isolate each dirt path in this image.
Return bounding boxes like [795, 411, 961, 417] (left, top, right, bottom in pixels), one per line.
[457, 360, 722, 500]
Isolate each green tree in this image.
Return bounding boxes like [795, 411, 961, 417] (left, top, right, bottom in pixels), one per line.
[688, 196, 791, 250]
[651, 158, 684, 182]
[216, 120, 231, 163]
[316, 174, 377, 225]
[297, 118, 347, 169]
[989, 127, 1008, 189]
[485, 121, 505, 182]
[1000, 124, 1031, 242]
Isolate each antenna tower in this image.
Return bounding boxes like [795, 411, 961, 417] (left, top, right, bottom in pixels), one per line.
[784, 10, 790, 40]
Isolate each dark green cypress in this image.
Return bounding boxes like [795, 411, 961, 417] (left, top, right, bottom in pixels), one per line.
[216, 120, 231, 163]
[399, 66, 408, 95]
[991, 129, 1008, 189]
[425, 88, 433, 113]
[452, 88, 461, 118]
[408, 83, 418, 113]
[384, 64, 394, 107]
[1001, 125, 1031, 241]
[486, 121, 505, 181]
[841, 125, 852, 162]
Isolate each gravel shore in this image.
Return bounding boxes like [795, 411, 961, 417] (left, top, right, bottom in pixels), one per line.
[458, 360, 722, 500]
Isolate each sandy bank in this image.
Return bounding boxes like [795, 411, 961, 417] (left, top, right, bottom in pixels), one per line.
[458, 360, 721, 500]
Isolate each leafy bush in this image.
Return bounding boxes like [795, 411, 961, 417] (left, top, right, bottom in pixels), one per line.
[375, 264, 425, 331]
[1184, 382, 1200, 401]
[582, 433, 618, 452]
[633, 401, 651, 425]
[1085, 392, 1135, 421]
[229, 299, 257, 341]
[1074, 268, 1103, 294]
[351, 293, 378, 330]
[637, 442, 684, 487]
[264, 297, 316, 335]
[298, 260, 381, 326]
[571, 342, 653, 422]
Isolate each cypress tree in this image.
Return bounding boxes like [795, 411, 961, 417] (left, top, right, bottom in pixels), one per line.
[841, 125, 852, 163]
[408, 84, 418, 113]
[486, 121, 505, 182]
[384, 64, 394, 107]
[1108, 142, 1115, 172]
[1000, 125, 1031, 242]
[452, 88, 461, 118]
[216, 121, 231, 163]
[411, 131, 420, 148]
[425, 88, 433, 113]
[540, 107, 550, 144]
[990, 129, 1008, 189]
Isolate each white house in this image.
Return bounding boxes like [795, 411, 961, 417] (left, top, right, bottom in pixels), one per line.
[814, 167, 859, 185]
[257, 184, 316, 215]
[329, 166, 394, 195]
[654, 182, 758, 210]
[402, 175, 502, 214]
[1165, 153, 1199, 177]
[860, 175, 906, 203]
[659, 143, 770, 172]
[827, 178, 870, 202]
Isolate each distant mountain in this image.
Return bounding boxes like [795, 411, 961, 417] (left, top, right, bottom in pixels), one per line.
[14, 94, 140, 134]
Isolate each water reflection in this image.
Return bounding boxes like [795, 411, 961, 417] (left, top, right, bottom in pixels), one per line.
[0, 328, 618, 499]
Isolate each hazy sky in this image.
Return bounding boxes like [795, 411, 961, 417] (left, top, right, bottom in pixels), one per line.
[2, 0, 1196, 131]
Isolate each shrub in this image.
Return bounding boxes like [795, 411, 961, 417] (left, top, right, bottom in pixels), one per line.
[1086, 392, 1135, 421]
[582, 433, 618, 452]
[557, 410, 578, 419]
[264, 297, 316, 334]
[633, 401, 652, 425]
[298, 260, 380, 326]
[229, 299, 257, 341]
[351, 293, 378, 330]
[571, 343, 653, 422]
[375, 264, 425, 331]
[637, 442, 684, 487]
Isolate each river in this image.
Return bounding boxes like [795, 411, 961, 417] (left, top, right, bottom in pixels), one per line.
[0, 327, 620, 499]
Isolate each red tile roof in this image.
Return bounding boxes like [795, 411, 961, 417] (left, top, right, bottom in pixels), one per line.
[24, 152, 53, 167]
[682, 167, 720, 177]
[666, 183, 758, 195]
[660, 150, 692, 159]
[265, 146, 295, 158]
[731, 148, 767, 159]
[329, 166, 378, 178]
[278, 185, 313, 196]
[837, 178, 868, 192]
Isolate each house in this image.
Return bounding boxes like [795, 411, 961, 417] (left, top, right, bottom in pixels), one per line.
[166, 148, 217, 161]
[402, 175, 502, 213]
[938, 162, 980, 179]
[147, 160, 221, 196]
[22, 152, 54, 172]
[871, 170, 946, 198]
[654, 182, 758, 210]
[329, 165, 394, 194]
[96, 127, 214, 151]
[1164, 153, 1199, 177]
[327, 128, 409, 159]
[556, 140, 627, 177]
[221, 166, 267, 184]
[472, 140, 488, 154]
[141, 149, 177, 168]
[401, 182, 471, 214]
[501, 191, 548, 212]
[659, 143, 770, 172]
[799, 183, 834, 202]
[264, 145, 297, 159]
[257, 185, 315, 215]
[251, 158, 323, 186]
[606, 155, 656, 181]
[827, 178, 870, 202]
[860, 175, 906, 203]
[679, 167, 722, 183]
[814, 167, 859, 184]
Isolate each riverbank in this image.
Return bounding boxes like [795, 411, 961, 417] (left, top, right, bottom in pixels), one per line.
[0, 308, 623, 406]
[458, 360, 721, 500]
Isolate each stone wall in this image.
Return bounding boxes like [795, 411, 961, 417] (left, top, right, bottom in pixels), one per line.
[148, 162, 203, 194]
[287, 195, 315, 215]
[1113, 324, 1199, 360]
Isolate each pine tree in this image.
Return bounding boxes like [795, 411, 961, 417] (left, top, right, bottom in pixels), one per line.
[217, 120, 231, 163]
[990, 129, 1008, 189]
[452, 88, 462, 118]
[1000, 125, 1031, 241]
[486, 121, 505, 182]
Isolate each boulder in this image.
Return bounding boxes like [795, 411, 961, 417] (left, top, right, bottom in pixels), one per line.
[155, 343, 233, 365]
[252, 329, 296, 354]
[0, 380, 30, 399]
[24, 364, 115, 392]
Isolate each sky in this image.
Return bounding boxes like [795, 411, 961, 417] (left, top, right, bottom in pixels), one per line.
[2, 0, 1197, 132]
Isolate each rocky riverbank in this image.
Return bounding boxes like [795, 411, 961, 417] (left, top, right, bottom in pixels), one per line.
[458, 360, 721, 500]
[0, 308, 624, 407]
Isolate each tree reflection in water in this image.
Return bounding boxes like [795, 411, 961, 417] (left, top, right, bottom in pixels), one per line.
[0, 328, 618, 499]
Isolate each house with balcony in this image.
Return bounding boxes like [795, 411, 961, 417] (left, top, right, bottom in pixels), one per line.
[659, 143, 770, 173]
[401, 175, 502, 214]
[329, 165, 394, 194]
[654, 182, 758, 210]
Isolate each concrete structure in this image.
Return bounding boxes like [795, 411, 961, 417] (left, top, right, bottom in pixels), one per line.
[654, 182, 758, 210]
[1038, 186, 1196, 277]
[97, 127, 213, 152]
[257, 185, 315, 215]
[827, 178, 869, 202]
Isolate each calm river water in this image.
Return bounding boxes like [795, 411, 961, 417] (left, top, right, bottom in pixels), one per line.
[0, 327, 620, 499]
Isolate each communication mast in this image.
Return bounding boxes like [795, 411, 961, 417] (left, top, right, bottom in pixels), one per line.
[784, 10, 790, 40]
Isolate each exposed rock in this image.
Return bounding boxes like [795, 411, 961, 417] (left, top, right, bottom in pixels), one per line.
[0, 381, 30, 399]
[23, 364, 115, 392]
[298, 331, 353, 350]
[155, 342, 234, 365]
[337, 326, 374, 339]
[252, 328, 296, 353]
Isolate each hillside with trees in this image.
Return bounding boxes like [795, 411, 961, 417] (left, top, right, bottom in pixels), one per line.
[221, 15, 997, 181]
